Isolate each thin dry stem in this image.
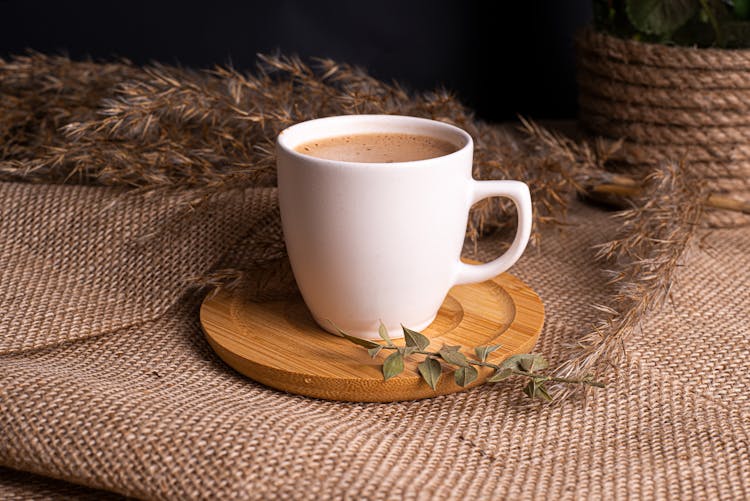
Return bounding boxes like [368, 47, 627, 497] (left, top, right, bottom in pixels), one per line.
[0, 52, 728, 389]
[554, 162, 706, 397]
[0, 51, 591, 244]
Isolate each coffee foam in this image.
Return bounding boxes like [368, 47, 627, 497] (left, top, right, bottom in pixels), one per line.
[295, 133, 459, 163]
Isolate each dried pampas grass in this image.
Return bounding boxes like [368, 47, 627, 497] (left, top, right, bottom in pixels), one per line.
[516, 122, 710, 397]
[555, 163, 706, 395]
[0, 51, 588, 241]
[0, 51, 725, 398]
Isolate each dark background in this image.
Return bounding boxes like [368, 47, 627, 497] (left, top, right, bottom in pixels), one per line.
[0, 1, 592, 122]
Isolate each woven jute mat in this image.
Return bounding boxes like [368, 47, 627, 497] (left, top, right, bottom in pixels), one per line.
[1, 181, 748, 500]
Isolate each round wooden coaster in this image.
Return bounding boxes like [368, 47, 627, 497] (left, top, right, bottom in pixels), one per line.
[201, 272, 544, 402]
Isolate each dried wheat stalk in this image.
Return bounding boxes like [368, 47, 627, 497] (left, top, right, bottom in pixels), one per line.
[516, 122, 714, 398]
[0, 52, 592, 241]
[554, 163, 706, 395]
[0, 52, 727, 392]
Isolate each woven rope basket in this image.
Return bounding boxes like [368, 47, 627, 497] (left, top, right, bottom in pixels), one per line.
[576, 28, 750, 225]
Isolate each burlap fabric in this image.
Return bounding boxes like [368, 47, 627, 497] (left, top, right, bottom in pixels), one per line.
[1, 180, 749, 500]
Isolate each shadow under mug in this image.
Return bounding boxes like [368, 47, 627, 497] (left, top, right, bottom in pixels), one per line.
[277, 115, 532, 339]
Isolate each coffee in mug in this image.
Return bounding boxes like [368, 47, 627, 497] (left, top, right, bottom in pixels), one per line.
[294, 133, 459, 163]
[277, 115, 532, 339]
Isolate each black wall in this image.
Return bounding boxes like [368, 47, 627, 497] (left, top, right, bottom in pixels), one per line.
[0, 1, 592, 121]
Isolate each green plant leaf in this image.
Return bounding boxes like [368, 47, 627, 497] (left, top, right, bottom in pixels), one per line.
[402, 325, 430, 351]
[439, 347, 469, 367]
[382, 351, 404, 381]
[474, 344, 501, 362]
[378, 322, 394, 346]
[417, 357, 442, 390]
[626, 0, 699, 35]
[722, 20, 750, 48]
[367, 346, 383, 358]
[454, 366, 478, 387]
[735, 0, 750, 19]
[487, 368, 514, 382]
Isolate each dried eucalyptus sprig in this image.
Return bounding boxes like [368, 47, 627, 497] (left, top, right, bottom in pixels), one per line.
[334, 323, 603, 401]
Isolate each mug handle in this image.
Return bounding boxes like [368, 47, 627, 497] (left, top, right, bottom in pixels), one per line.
[453, 180, 532, 285]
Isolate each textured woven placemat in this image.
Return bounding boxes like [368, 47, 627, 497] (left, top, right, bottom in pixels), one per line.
[0, 467, 126, 500]
[1, 181, 748, 500]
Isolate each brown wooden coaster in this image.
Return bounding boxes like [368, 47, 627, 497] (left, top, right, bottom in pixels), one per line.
[201, 272, 544, 402]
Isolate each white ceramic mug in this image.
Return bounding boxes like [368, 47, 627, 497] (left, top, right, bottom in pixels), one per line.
[276, 115, 532, 339]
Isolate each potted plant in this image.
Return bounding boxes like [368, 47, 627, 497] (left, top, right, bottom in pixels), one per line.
[577, 0, 750, 224]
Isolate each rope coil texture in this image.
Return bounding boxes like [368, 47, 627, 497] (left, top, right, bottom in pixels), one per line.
[577, 28, 750, 225]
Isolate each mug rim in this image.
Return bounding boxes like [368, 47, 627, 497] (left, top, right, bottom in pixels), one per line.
[276, 114, 473, 168]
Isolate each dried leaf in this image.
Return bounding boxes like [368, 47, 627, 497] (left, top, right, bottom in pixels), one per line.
[439, 347, 469, 367]
[417, 357, 442, 390]
[501, 354, 534, 371]
[403, 325, 430, 351]
[532, 355, 549, 371]
[378, 322, 394, 346]
[523, 380, 552, 401]
[398, 346, 418, 357]
[537, 384, 553, 401]
[367, 346, 383, 358]
[523, 380, 538, 399]
[501, 353, 547, 373]
[454, 366, 478, 387]
[474, 344, 501, 362]
[334, 327, 381, 349]
[487, 368, 513, 382]
[382, 351, 404, 381]
[519, 357, 534, 372]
